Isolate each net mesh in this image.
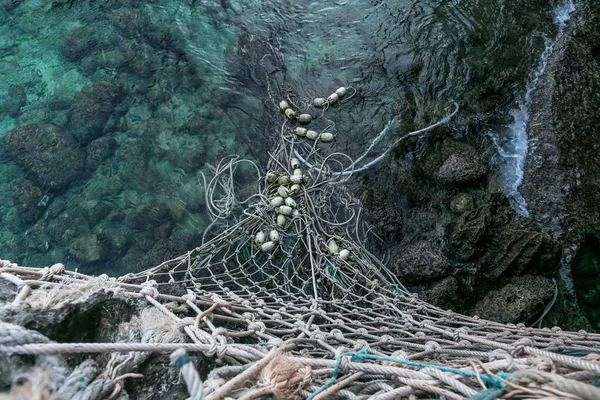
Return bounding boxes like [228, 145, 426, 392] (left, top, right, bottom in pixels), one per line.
[2, 91, 600, 400]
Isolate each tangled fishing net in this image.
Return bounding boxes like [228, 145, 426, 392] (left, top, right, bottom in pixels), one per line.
[1, 86, 600, 400]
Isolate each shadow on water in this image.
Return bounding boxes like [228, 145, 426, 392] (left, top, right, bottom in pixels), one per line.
[0, 0, 556, 275]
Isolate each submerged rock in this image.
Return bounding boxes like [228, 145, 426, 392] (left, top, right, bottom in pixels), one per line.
[0, 84, 27, 118]
[69, 233, 107, 264]
[59, 26, 99, 62]
[70, 81, 125, 144]
[4, 123, 86, 191]
[472, 275, 555, 324]
[12, 180, 49, 225]
[86, 136, 117, 172]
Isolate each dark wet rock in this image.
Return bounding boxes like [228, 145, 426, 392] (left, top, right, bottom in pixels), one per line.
[394, 241, 451, 283]
[519, 3, 600, 330]
[422, 140, 487, 184]
[453, 193, 559, 278]
[12, 180, 50, 225]
[4, 123, 86, 191]
[86, 136, 116, 172]
[472, 275, 555, 324]
[0, 84, 27, 117]
[419, 276, 459, 310]
[70, 81, 126, 144]
[59, 26, 99, 62]
[450, 192, 473, 214]
[437, 152, 487, 183]
[68, 233, 107, 265]
[522, 2, 600, 238]
[134, 239, 184, 273]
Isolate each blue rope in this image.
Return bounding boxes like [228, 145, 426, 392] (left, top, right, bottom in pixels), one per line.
[348, 348, 508, 388]
[307, 348, 509, 399]
[306, 352, 345, 400]
[468, 388, 505, 400]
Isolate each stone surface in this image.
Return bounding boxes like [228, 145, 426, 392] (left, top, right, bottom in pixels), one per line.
[70, 81, 125, 144]
[394, 241, 451, 283]
[419, 276, 460, 310]
[12, 180, 49, 225]
[4, 123, 86, 191]
[437, 152, 487, 183]
[69, 234, 107, 264]
[86, 136, 117, 172]
[452, 193, 559, 278]
[472, 275, 555, 324]
[518, 3, 600, 329]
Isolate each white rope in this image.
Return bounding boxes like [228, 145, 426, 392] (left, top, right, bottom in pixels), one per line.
[171, 348, 205, 400]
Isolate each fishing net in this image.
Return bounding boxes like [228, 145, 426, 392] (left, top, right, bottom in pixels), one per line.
[1, 90, 600, 400]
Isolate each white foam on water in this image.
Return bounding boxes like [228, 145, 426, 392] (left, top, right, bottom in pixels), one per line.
[491, 0, 575, 216]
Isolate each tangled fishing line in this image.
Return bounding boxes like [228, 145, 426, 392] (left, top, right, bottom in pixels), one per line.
[1, 84, 600, 400]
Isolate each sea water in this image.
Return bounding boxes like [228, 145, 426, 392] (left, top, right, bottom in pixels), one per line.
[0, 0, 559, 274]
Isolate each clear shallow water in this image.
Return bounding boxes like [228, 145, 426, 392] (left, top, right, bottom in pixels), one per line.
[0, 0, 558, 275]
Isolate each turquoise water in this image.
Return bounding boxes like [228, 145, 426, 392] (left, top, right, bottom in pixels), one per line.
[0, 0, 557, 275]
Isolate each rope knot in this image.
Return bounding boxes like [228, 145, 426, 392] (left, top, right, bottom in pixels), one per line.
[140, 280, 159, 298]
[388, 350, 408, 364]
[424, 341, 441, 356]
[40, 263, 65, 281]
[380, 334, 394, 343]
[210, 293, 227, 305]
[510, 338, 533, 357]
[453, 327, 467, 342]
[177, 317, 196, 329]
[248, 321, 266, 333]
[182, 290, 196, 302]
[259, 355, 312, 400]
[489, 349, 515, 371]
[549, 338, 565, 350]
[328, 329, 345, 341]
[337, 355, 350, 375]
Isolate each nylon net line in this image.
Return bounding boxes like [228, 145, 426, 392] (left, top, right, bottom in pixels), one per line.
[2, 88, 600, 400]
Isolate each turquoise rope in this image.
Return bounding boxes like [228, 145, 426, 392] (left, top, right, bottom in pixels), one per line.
[348, 348, 509, 387]
[308, 348, 509, 399]
[306, 351, 345, 400]
[468, 388, 505, 400]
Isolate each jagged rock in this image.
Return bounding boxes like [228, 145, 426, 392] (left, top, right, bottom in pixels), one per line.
[419, 277, 459, 310]
[451, 193, 559, 276]
[70, 81, 125, 144]
[422, 140, 487, 184]
[4, 123, 86, 191]
[12, 180, 50, 225]
[478, 194, 559, 279]
[437, 152, 487, 183]
[394, 241, 451, 283]
[472, 275, 555, 324]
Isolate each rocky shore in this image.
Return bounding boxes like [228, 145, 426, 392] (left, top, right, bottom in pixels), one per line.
[363, 0, 600, 331]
